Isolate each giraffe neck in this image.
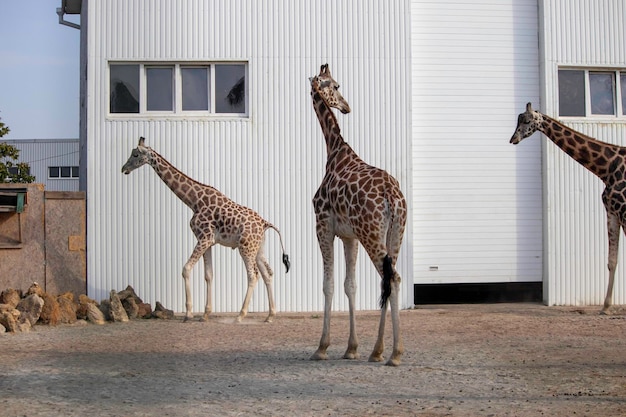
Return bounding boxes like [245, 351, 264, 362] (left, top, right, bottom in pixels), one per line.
[311, 89, 347, 157]
[539, 114, 621, 182]
[148, 149, 206, 209]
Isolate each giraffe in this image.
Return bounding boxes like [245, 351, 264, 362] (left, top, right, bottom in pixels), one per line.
[121, 137, 290, 322]
[308, 64, 407, 366]
[511, 102, 626, 313]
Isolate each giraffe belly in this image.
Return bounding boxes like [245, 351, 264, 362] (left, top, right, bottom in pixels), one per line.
[333, 217, 357, 239]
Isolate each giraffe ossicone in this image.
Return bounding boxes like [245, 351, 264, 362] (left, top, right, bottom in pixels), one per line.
[511, 102, 625, 313]
[309, 64, 407, 366]
[121, 137, 290, 323]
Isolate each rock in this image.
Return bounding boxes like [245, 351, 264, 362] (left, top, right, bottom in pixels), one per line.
[0, 288, 22, 308]
[16, 294, 44, 326]
[77, 294, 98, 320]
[0, 307, 21, 332]
[57, 292, 78, 324]
[99, 299, 112, 321]
[152, 301, 174, 320]
[85, 303, 106, 325]
[137, 302, 153, 319]
[117, 285, 143, 304]
[39, 292, 61, 326]
[121, 297, 139, 319]
[0, 322, 5, 333]
[109, 291, 129, 322]
[26, 282, 44, 297]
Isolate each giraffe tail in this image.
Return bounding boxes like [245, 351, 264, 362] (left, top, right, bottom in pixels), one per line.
[268, 224, 291, 273]
[379, 254, 393, 309]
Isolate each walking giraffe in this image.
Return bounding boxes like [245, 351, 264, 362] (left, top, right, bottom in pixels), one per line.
[121, 137, 290, 322]
[308, 64, 407, 366]
[511, 102, 626, 313]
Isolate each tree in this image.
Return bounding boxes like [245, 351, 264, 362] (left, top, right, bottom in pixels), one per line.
[0, 118, 35, 183]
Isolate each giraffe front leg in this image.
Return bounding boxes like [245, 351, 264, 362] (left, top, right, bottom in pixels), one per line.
[181, 262, 194, 323]
[602, 214, 621, 315]
[182, 238, 211, 322]
[311, 233, 335, 361]
[201, 248, 214, 322]
[342, 238, 359, 359]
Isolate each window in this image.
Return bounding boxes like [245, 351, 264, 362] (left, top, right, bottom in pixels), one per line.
[49, 166, 79, 179]
[558, 69, 626, 117]
[109, 63, 247, 116]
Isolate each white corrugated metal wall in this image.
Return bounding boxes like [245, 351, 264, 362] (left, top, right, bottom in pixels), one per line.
[6, 139, 80, 192]
[86, 0, 413, 313]
[540, 0, 626, 305]
[411, 1, 542, 285]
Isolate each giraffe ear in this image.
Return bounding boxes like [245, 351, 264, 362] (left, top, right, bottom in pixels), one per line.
[138, 137, 146, 147]
[526, 102, 533, 112]
[320, 64, 329, 75]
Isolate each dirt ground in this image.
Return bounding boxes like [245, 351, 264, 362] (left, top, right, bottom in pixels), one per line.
[1, 303, 626, 417]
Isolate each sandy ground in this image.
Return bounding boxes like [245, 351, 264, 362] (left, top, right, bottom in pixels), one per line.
[1, 303, 626, 417]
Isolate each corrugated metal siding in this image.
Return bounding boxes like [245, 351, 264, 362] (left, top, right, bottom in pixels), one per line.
[87, 0, 413, 313]
[411, 0, 542, 284]
[5, 139, 80, 192]
[541, 0, 626, 305]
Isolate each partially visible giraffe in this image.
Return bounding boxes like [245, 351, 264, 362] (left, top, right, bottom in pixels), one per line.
[511, 102, 626, 313]
[121, 137, 290, 322]
[308, 64, 407, 366]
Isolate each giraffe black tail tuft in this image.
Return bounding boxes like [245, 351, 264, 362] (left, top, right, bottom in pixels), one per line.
[282, 253, 291, 273]
[379, 255, 393, 309]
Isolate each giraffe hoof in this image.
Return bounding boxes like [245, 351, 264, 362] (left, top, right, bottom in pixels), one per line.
[368, 354, 384, 363]
[343, 350, 360, 360]
[310, 350, 329, 361]
[385, 358, 401, 367]
[264, 316, 274, 323]
[199, 314, 210, 322]
[182, 315, 193, 323]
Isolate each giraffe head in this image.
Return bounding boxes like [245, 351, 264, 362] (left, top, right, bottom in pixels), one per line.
[510, 102, 544, 144]
[309, 64, 351, 114]
[121, 137, 153, 174]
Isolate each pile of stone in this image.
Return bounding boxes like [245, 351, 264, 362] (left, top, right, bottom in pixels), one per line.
[0, 283, 174, 333]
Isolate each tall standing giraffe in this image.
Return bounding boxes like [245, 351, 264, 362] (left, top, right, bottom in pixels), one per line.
[308, 64, 407, 366]
[511, 102, 625, 313]
[121, 137, 290, 322]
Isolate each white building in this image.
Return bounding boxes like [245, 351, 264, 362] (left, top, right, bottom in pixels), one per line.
[58, 0, 626, 312]
[4, 139, 80, 192]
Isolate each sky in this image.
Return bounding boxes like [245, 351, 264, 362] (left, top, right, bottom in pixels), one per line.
[0, 0, 80, 139]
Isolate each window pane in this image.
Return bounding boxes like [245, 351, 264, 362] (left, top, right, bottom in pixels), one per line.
[558, 70, 585, 116]
[110, 65, 140, 113]
[71, 166, 79, 178]
[182, 67, 209, 111]
[60, 167, 71, 178]
[215, 65, 246, 113]
[590, 72, 615, 115]
[49, 167, 60, 178]
[147, 67, 173, 111]
[621, 74, 626, 116]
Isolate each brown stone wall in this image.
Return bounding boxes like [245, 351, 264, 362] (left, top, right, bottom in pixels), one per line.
[44, 191, 87, 295]
[0, 184, 46, 292]
[0, 185, 86, 295]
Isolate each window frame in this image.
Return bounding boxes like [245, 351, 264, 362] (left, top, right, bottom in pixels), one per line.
[108, 61, 249, 118]
[558, 67, 626, 119]
[49, 166, 80, 180]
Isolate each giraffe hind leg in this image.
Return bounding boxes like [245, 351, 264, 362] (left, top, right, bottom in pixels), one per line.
[257, 253, 276, 323]
[602, 214, 621, 314]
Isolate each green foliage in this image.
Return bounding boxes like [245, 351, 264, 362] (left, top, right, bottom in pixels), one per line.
[0, 118, 36, 183]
